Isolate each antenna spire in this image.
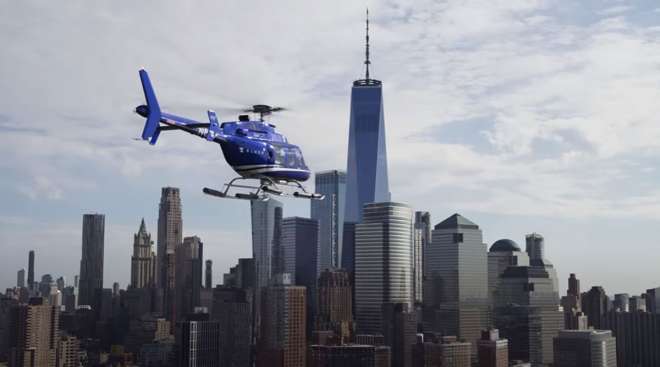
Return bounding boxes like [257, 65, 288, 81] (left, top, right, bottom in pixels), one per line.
[365, 8, 371, 80]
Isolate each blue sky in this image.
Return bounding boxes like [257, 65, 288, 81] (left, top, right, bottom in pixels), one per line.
[1, 0, 660, 295]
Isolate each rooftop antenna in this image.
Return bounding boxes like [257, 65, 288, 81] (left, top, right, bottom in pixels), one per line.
[365, 8, 371, 80]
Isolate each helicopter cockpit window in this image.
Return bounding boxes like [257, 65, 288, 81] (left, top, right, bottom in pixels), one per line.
[273, 146, 286, 165]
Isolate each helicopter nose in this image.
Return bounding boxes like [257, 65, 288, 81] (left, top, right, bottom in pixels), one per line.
[135, 104, 149, 118]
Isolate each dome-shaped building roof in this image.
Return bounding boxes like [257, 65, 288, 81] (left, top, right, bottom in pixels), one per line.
[489, 239, 521, 252]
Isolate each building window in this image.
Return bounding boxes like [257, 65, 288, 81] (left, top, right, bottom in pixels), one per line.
[453, 233, 463, 243]
[524, 283, 535, 292]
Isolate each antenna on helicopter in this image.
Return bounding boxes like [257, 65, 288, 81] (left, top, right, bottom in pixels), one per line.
[243, 104, 287, 122]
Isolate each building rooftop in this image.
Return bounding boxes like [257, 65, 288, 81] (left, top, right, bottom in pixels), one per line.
[434, 213, 479, 230]
[490, 239, 521, 252]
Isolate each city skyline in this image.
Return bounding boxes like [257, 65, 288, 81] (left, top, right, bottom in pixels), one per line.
[4, 1, 660, 297]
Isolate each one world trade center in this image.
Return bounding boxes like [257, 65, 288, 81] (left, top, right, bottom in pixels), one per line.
[345, 10, 390, 224]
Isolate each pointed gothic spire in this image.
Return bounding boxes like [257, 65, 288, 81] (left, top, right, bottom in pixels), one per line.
[139, 217, 147, 233]
[365, 8, 371, 80]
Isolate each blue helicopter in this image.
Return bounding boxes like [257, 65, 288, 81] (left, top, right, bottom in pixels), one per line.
[134, 69, 323, 201]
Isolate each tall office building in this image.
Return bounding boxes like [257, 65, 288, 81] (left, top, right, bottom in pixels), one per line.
[493, 265, 563, 367]
[644, 287, 660, 313]
[582, 286, 610, 330]
[414, 212, 430, 304]
[27, 251, 34, 292]
[355, 202, 413, 334]
[251, 198, 283, 291]
[316, 269, 353, 343]
[341, 223, 357, 275]
[175, 236, 203, 320]
[205, 260, 213, 289]
[16, 270, 25, 289]
[175, 313, 220, 367]
[613, 293, 629, 313]
[131, 218, 156, 289]
[157, 187, 182, 325]
[604, 310, 660, 366]
[345, 11, 390, 224]
[382, 303, 416, 367]
[312, 170, 346, 271]
[629, 295, 646, 312]
[258, 276, 306, 367]
[525, 233, 559, 294]
[477, 329, 509, 367]
[9, 298, 60, 367]
[281, 217, 319, 338]
[488, 239, 529, 306]
[560, 273, 581, 312]
[211, 287, 252, 367]
[157, 187, 183, 285]
[223, 258, 256, 290]
[553, 329, 617, 367]
[56, 334, 80, 367]
[78, 213, 105, 307]
[424, 214, 489, 351]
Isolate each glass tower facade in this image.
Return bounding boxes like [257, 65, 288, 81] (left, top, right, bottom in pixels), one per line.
[79, 213, 105, 307]
[423, 213, 489, 356]
[345, 79, 390, 223]
[345, 11, 390, 224]
[355, 202, 413, 334]
[311, 170, 346, 272]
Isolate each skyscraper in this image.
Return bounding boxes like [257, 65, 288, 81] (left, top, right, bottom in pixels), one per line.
[252, 198, 283, 340]
[414, 211, 430, 305]
[158, 187, 182, 324]
[157, 187, 182, 289]
[205, 260, 213, 289]
[488, 239, 529, 306]
[603, 310, 660, 366]
[316, 269, 353, 343]
[382, 303, 416, 367]
[175, 313, 220, 366]
[553, 329, 617, 367]
[493, 265, 563, 366]
[16, 270, 25, 289]
[345, 11, 390, 224]
[175, 236, 203, 320]
[258, 276, 306, 367]
[582, 286, 610, 330]
[525, 233, 559, 294]
[131, 218, 156, 289]
[561, 274, 588, 330]
[644, 287, 660, 313]
[613, 293, 630, 312]
[424, 214, 489, 352]
[211, 287, 252, 367]
[78, 213, 105, 307]
[281, 217, 319, 338]
[251, 198, 283, 292]
[311, 170, 346, 271]
[9, 298, 60, 367]
[355, 202, 413, 334]
[27, 251, 34, 292]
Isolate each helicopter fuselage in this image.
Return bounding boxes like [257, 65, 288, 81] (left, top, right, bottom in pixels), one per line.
[216, 120, 310, 182]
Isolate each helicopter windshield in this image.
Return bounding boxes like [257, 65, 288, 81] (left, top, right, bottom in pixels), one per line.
[271, 144, 306, 168]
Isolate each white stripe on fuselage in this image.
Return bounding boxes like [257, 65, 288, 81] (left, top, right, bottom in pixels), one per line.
[233, 164, 309, 175]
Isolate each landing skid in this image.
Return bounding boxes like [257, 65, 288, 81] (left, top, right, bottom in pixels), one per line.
[203, 176, 324, 201]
